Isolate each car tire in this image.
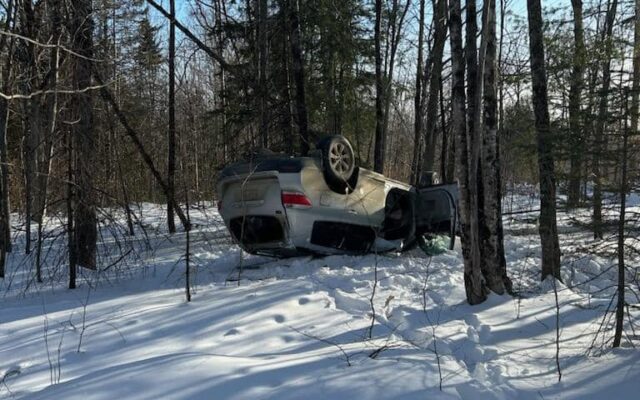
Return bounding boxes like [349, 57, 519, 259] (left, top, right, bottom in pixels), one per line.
[319, 135, 357, 194]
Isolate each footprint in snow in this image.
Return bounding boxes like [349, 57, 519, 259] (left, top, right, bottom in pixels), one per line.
[298, 297, 310, 305]
[224, 328, 241, 336]
[479, 324, 492, 342]
[467, 326, 480, 343]
[274, 315, 286, 323]
[465, 314, 481, 329]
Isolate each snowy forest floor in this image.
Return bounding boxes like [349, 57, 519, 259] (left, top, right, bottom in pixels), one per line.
[1, 192, 639, 399]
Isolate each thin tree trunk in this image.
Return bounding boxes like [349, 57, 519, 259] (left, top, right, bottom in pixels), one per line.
[374, 0, 385, 173]
[526, 0, 562, 281]
[481, 0, 511, 294]
[33, 0, 62, 225]
[411, 0, 426, 183]
[592, 0, 618, 240]
[613, 90, 628, 348]
[567, 0, 585, 208]
[382, 0, 411, 159]
[463, 0, 488, 304]
[286, 0, 309, 155]
[67, 120, 76, 288]
[167, 0, 177, 234]
[498, 0, 506, 131]
[454, 0, 485, 304]
[421, 0, 447, 175]
[70, 0, 98, 271]
[614, 0, 640, 347]
[0, 98, 8, 278]
[21, 0, 38, 254]
[0, 0, 13, 276]
[258, 0, 269, 148]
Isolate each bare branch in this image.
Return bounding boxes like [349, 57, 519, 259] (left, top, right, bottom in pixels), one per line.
[0, 82, 114, 100]
[0, 30, 103, 62]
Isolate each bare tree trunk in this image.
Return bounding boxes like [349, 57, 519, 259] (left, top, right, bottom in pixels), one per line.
[498, 0, 506, 131]
[421, 0, 447, 175]
[613, 90, 629, 348]
[71, 0, 97, 271]
[374, 0, 385, 173]
[411, 0, 426, 184]
[481, 0, 511, 294]
[167, 0, 177, 234]
[0, 94, 9, 278]
[286, 0, 309, 155]
[592, 0, 618, 240]
[20, 0, 38, 255]
[614, 0, 640, 347]
[382, 0, 410, 160]
[439, 77, 448, 181]
[526, 0, 562, 281]
[463, 0, 488, 303]
[567, 0, 585, 208]
[455, 0, 486, 304]
[0, 0, 13, 279]
[258, 0, 269, 148]
[67, 121, 76, 288]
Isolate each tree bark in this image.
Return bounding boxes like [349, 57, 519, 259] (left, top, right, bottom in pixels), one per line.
[382, 0, 410, 164]
[0, 0, 14, 279]
[481, 0, 511, 294]
[411, 0, 426, 184]
[373, 0, 385, 173]
[258, 0, 269, 148]
[526, 0, 562, 281]
[167, 0, 177, 234]
[70, 0, 97, 272]
[465, 0, 488, 304]
[420, 0, 447, 175]
[592, 0, 618, 240]
[614, 0, 640, 348]
[567, 0, 585, 208]
[613, 90, 628, 348]
[286, 0, 309, 155]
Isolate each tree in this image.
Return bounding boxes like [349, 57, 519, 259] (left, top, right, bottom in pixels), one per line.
[567, 0, 585, 208]
[526, 0, 561, 281]
[481, 0, 511, 294]
[167, 0, 177, 234]
[284, 0, 309, 155]
[258, 0, 269, 148]
[613, 0, 639, 349]
[411, 0, 426, 184]
[70, 0, 98, 281]
[373, 0, 385, 173]
[451, 0, 485, 304]
[0, 0, 14, 279]
[592, 0, 618, 240]
[419, 0, 447, 178]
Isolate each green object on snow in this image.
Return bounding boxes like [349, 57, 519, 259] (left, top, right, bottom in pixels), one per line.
[418, 234, 450, 256]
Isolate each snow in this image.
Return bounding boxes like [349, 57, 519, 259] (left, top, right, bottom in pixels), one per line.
[1, 200, 639, 399]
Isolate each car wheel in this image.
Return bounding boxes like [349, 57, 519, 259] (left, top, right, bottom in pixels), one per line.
[319, 135, 357, 194]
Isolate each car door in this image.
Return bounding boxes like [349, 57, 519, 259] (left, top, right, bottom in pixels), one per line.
[415, 184, 459, 250]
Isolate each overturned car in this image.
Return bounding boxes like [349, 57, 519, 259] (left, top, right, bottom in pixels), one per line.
[216, 135, 458, 257]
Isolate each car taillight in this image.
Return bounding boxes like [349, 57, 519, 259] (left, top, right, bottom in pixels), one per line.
[282, 191, 312, 208]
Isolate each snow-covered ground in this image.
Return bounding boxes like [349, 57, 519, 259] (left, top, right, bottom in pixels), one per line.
[1, 196, 639, 399]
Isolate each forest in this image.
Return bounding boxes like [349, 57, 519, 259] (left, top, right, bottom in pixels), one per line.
[0, 0, 639, 398]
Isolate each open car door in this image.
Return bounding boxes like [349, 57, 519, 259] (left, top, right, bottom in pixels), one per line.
[415, 184, 459, 250]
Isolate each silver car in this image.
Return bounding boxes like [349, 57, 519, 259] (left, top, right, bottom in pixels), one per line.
[216, 136, 458, 257]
